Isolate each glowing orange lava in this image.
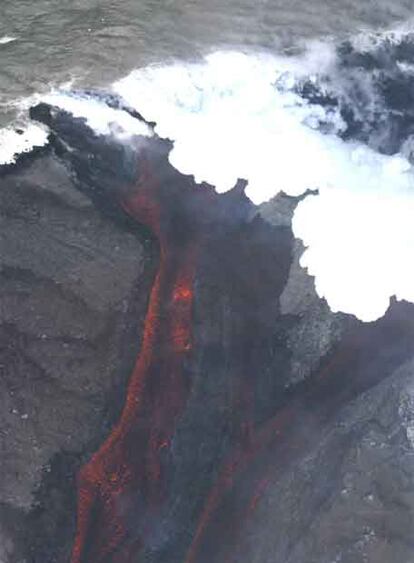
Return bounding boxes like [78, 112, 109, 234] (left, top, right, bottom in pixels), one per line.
[71, 153, 198, 562]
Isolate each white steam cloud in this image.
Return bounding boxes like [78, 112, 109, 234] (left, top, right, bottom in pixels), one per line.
[293, 171, 414, 321]
[0, 124, 48, 165]
[0, 36, 17, 45]
[42, 92, 153, 140]
[113, 49, 414, 322]
[2, 45, 413, 322]
[113, 49, 344, 201]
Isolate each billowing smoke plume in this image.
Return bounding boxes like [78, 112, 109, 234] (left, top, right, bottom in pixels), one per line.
[3, 32, 414, 322]
[112, 43, 414, 322]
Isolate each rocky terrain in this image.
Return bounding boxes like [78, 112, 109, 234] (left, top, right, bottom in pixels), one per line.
[0, 152, 157, 561]
[0, 99, 413, 562]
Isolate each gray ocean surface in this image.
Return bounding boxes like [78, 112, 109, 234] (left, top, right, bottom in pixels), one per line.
[0, 0, 413, 127]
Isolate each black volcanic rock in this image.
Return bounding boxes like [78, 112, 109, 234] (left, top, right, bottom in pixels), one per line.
[0, 153, 157, 561]
[293, 36, 414, 156]
[218, 360, 414, 563]
[0, 97, 413, 563]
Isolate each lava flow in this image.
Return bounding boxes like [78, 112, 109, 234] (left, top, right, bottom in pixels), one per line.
[71, 152, 199, 562]
[19, 97, 414, 563]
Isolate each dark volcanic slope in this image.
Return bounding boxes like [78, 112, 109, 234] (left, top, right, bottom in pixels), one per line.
[0, 95, 414, 563]
[0, 154, 158, 562]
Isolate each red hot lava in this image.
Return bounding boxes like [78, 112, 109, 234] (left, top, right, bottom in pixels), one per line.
[68, 143, 414, 563]
[71, 154, 198, 562]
